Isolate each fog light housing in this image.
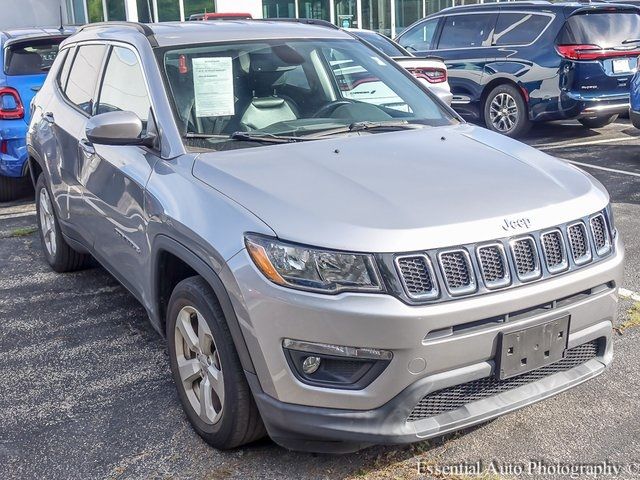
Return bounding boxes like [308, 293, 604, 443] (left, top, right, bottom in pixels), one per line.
[283, 339, 392, 390]
[302, 356, 321, 374]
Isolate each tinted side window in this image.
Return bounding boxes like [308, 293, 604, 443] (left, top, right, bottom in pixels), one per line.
[97, 46, 150, 122]
[65, 44, 107, 115]
[493, 13, 551, 46]
[438, 14, 496, 49]
[397, 19, 439, 52]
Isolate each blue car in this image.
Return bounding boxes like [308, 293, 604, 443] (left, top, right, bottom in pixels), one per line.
[631, 70, 640, 128]
[0, 28, 74, 201]
[396, 3, 640, 137]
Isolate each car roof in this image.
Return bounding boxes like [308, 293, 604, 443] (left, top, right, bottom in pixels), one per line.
[1, 26, 76, 41]
[435, 0, 640, 14]
[67, 20, 351, 49]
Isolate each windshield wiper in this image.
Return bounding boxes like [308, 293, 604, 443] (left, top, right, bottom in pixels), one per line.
[229, 131, 308, 144]
[622, 38, 640, 44]
[307, 120, 422, 138]
[184, 132, 224, 139]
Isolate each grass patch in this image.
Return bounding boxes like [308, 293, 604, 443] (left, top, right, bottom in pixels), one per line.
[3, 226, 38, 238]
[615, 302, 640, 335]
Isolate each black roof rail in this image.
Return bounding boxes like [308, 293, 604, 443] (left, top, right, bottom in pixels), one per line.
[255, 17, 340, 30]
[77, 21, 158, 47]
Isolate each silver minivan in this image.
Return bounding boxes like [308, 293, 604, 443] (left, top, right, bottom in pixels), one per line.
[27, 20, 624, 453]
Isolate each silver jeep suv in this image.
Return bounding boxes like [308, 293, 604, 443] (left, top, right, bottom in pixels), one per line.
[27, 20, 624, 453]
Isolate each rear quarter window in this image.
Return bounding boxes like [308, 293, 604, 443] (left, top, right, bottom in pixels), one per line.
[558, 11, 640, 48]
[493, 13, 552, 46]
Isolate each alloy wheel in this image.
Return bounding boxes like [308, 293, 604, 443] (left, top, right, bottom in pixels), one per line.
[174, 305, 224, 425]
[39, 187, 57, 257]
[489, 92, 519, 133]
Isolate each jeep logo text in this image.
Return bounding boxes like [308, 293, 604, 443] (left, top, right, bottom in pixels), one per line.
[502, 217, 531, 231]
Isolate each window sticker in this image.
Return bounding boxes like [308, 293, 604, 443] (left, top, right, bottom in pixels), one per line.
[192, 57, 235, 117]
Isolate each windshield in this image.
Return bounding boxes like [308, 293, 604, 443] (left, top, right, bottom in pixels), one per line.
[352, 31, 408, 57]
[558, 11, 640, 49]
[160, 38, 456, 150]
[4, 38, 62, 75]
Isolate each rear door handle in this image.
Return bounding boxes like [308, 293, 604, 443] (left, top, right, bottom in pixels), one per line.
[43, 112, 55, 124]
[79, 138, 95, 156]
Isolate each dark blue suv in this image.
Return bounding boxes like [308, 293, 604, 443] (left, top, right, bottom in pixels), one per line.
[0, 28, 73, 201]
[396, 2, 640, 137]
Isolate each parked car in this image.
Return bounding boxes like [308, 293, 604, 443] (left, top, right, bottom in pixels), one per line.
[631, 62, 640, 127]
[396, 2, 640, 137]
[28, 20, 623, 454]
[0, 27, 74, 201]
[347, 28, 452, 105]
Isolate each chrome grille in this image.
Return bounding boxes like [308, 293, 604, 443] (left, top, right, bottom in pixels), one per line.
[477, 244, 510, 289]
[510, 237, 541, 281]
[438, 249, 476, 295]
[392, 209, 613, 304]
[407, 340, 600, 421]
[395, 255, 438, 300]
[567, 222, 591, 265]
[590, 214, 610, 255]
[540, 229, 568, 273]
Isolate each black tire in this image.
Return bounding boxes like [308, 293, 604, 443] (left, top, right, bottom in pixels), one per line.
[578, 114, 618, 129]
[0, 174, 30, 202]
[35, 174, 91, 273]
[483, 84, 531, 138]
[631, 110, 640, 129]
[167, 276, 266, 449]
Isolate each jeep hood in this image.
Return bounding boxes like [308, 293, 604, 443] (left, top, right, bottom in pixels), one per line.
[192, 124, 609, 252]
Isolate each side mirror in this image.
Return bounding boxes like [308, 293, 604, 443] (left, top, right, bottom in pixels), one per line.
[85, 111, 152, 146]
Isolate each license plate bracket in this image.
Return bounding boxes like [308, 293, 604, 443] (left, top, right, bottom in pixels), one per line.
[613, 58, 632, 74]
[497, 316, 570, 380]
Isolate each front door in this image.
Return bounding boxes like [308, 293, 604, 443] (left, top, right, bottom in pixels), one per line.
[77, 45, 158, 299]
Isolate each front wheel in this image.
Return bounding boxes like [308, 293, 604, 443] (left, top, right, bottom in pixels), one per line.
[483, 84, 531, 138]
[578, 114, 618, 129]
[166, 276, 266, 449]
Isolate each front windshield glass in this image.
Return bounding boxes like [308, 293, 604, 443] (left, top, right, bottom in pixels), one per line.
[160, 38, 457, 150]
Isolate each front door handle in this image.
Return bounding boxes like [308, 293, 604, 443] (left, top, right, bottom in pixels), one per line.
[43, 112, 55, 124]
[79, 138, 95, 156]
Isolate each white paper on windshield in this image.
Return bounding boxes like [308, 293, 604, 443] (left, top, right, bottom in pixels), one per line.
[192, 57, 235, 117]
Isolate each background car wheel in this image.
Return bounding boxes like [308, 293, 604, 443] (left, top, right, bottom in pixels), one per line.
[167, 276, 266, 450]
[483, 84, 531, 138]
[35, 174, 91, 272]
[578, 115, 618, 129]
[0, 175, 30, 202]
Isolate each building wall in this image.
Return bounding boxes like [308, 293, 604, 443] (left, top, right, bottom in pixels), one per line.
[65, 0, 497, 38]
[0, 0, 70, 29]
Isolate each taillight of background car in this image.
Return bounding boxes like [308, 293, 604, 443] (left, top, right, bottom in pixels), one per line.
[405, 67, 447, 84]
[555, 44, 640, 60]
[0, 87, 24, 120]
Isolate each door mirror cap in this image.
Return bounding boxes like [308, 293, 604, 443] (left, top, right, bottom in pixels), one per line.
[86, 111, 150, 146]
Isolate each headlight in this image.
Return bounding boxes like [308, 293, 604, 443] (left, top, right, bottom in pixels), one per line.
[245, 234, 383, 293]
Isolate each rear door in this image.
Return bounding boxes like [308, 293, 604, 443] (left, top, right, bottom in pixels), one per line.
[556, 8, 640, 98]
[43, 43, 107, 244]
[431, 12, 498, 108]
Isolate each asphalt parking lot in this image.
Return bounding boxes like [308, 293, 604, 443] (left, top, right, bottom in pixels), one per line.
[1, 119, 639, 480]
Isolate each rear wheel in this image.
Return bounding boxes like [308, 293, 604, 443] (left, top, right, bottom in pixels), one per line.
[166, 276, 266, 449]
[483, 84, 531, 138]
[35, 174, 90, 272]
[578, 114, 618, 129]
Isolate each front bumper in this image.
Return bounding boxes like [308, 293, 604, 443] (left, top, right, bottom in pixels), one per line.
[223, 235, 623, 451]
